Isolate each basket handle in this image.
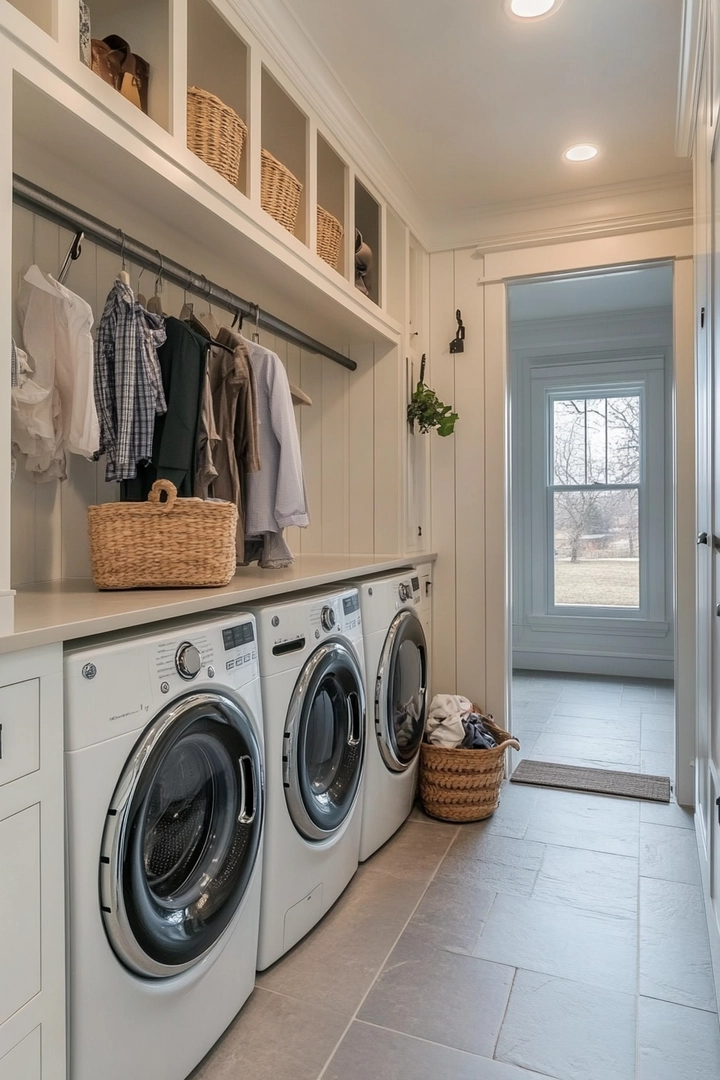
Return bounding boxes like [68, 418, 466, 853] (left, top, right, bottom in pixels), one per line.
[147, 479, 178, 509]
[497, 737, 521, 752]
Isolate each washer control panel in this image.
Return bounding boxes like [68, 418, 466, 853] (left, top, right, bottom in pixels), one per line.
[397, 576, 421, 607]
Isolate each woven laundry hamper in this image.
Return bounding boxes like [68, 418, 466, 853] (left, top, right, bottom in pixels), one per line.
[261, 148, 303, 233]
[187, 86, 247, 185]
[419, 709, 520, 823]
[317, 205, 343, 268]
[88, 480, 238, 590]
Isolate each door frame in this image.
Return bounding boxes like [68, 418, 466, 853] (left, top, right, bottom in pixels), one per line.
[478, 227, 695, 804]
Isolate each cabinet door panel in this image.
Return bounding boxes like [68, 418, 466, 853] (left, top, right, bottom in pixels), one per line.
[0, 1026, 41, 1080]
[0, 805, 41, 1026]
[0, 681, 40, 789]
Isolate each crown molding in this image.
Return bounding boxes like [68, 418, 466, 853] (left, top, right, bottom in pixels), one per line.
[229, 0, 432, 246]
[676, 0, 706, 157]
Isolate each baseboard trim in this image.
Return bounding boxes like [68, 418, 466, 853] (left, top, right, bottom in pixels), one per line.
[512, 651, 674, 680]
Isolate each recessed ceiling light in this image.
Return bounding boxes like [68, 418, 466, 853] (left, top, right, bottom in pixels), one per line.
[564, 144, 599, 162]
[504, 0, 564, 20]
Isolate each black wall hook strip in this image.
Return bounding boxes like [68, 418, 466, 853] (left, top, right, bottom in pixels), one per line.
[12, 174, 357, 372]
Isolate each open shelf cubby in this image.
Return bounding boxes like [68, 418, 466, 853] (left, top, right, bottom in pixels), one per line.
[354, 178, 380, 306]
[187, 0, 249, 196]
[87, 0, 171, 131]
[261, 66, 308, 245]
[316, 133, 347, 275]
[7, 0, 53, 35]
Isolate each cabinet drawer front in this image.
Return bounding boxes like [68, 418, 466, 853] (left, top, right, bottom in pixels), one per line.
[0, 681, 40, 789]
[0, 1026, 41, 1080]
[0, 805, 41, 1026]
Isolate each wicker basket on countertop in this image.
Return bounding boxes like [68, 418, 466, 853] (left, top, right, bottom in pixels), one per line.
[187, 86, 247, 185]
[419, 708, 520, 823]
[88, 479, 238, 590]
[261, 148, 303, 233]
[317, 205, 343, 269]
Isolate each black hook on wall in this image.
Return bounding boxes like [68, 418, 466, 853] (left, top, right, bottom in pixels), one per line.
[449, 309, 465, 353]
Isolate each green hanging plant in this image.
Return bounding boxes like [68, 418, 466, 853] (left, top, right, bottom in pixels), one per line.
[407, 354, 458, 437]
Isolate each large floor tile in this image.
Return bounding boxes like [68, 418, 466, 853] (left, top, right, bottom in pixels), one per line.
[189, 988, 347, 1080]
[439, 832, 545, 897]
[640, 800, 694, 829]
[639, 878, 717, 1012]
[532, 844, 638, 917]
[366, 819, 458, 882]
[641, 711, 674, 734]
[452, 780, 540, 840]
[402, 874, 496, 954]
[640, 823, 701, 884]
[553, 701, 642, 721]
[640, 729, 675, 753]
[472, 893, 638, 994]
[561, 688, 623, 704]
[532, 732, 640, 767]
[640, 750, 675, 777]
[496, 969, 636, 1080]
[324, 1022, 551, 1080]
[638, 997, 720, 1080]
[544, 713, 640, 741]
[256, 866, 426, 1016]
[524, 789, 640, 857]
[358, 936, 514, 1058]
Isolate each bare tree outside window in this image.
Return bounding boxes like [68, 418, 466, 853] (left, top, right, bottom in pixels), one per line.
[550, 393, 641, 608]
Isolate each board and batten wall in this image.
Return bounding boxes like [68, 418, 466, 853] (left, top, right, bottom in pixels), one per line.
[10, 204, 407, 586]
[428, 226, 695, 805]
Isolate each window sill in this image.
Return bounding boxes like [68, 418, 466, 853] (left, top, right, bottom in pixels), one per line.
[526, 613, 670, 637]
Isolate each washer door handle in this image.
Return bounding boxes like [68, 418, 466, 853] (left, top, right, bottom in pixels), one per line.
[238, 755, 257, 825]
[347, 692, 362, 747]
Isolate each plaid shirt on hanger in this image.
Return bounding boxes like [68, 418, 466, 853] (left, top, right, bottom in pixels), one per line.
[94, 278, 167, 482]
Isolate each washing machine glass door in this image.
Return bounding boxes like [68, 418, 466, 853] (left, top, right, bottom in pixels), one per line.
[285, 641, 366, 841]
[100, 692, 263, 979]
[376, 610, 427, 771]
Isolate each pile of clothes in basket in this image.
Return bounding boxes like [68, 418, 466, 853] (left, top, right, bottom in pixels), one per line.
[425, 694, 498, 750]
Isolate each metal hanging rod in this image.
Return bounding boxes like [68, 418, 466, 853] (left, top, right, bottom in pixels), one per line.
[12, 174, 357, 372]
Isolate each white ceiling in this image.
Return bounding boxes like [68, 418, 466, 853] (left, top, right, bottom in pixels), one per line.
[508, 265, 674, 321]
[281, 0, 689, 216]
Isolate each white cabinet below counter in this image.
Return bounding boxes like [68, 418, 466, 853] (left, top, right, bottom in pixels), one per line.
[0, 646, 65, 1080]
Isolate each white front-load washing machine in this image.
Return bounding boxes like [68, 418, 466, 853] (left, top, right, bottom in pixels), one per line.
[355, 570, 429, 862]
[64, 611, 265, 1080]
[246, 587, 365, 970]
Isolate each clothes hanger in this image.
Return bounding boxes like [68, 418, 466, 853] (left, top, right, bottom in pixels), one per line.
[178, 284, 194, 322]
[252, 302, 261, 343]
[58, 230, 84, 285]
[136, 265, 147, 309]
[146, 252, 165, 315]
[193, 275, 221, 339]
[290, 384, 312, 407]
[118, 232, 130, 286]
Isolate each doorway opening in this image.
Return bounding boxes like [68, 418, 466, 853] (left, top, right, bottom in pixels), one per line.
[508, 263, 675, 784]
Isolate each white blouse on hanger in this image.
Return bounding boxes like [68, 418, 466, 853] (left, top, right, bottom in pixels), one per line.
[13, 265, 99, 480]
[241, 336, 309, 536]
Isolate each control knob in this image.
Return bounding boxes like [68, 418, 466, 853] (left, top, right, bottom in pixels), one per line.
[176, 642, 202, 680]
[321, 605, 336, 632]
[398, 582, 411, 602]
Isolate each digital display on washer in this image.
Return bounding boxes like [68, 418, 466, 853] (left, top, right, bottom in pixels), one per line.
[343, 594, 359, 615]
[411, 576, 420, 591]
[222, 623, 255, 651]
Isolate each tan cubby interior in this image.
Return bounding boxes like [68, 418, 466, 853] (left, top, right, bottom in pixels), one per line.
[6, 0, 53, 35]
[316, 133, 347, 275]
[187, 0, 250, 196]
[355, 178, 381, 305]
[261, 66, 308, 245]
[87, 0, 171, 131]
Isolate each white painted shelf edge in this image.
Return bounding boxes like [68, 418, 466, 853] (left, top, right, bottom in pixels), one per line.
[3, 553, 437, 655]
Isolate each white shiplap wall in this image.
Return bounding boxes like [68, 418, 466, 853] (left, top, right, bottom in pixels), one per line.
[11, 206, 404, 586]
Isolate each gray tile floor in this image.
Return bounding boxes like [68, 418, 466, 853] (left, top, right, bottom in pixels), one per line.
[511, 670, 675, 779]
[190, 709, 720, 1079]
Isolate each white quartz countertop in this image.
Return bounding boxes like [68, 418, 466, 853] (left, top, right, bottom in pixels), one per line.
[1, 553, 436, 655]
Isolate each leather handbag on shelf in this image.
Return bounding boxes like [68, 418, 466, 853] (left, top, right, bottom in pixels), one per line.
[91, 35, 149, 114]
[355, 229, 373, 297]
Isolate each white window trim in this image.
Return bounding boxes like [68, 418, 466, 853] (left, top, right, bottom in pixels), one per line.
[527, 354, 667, 631]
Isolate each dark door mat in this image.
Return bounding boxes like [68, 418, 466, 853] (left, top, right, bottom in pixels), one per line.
[510, 759, 671, 802]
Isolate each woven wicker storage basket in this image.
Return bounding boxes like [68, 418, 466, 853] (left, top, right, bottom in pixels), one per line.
[261, 148, 303, 233]
[88, 480, 238, 590]
[419, 709, 520, 823]
[187, 86, 247, 185]
[317, 205, 344, 268]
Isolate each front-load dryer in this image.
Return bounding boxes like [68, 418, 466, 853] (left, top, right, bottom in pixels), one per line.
[355, 570, 429, 861]
[64, 611, 264, 1080]
[246, 587, 365, 970]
